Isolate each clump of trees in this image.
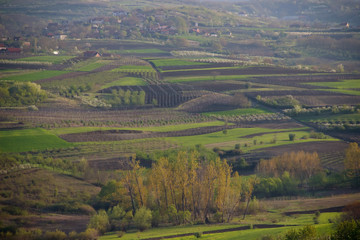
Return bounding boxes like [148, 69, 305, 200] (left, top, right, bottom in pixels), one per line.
[256, 95, 300, 108]
[345, 142, 360, 187]
[96, 150, 258, 231]
[106, 89, 146, 107]
[58, 84, 91, 98]
[257, 151, 322, 184]
[0, 81, 47, 107]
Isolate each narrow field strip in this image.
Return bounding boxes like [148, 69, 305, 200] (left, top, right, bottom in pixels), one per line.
[0, 70, 71, 82]
[49, 121, 228, 135]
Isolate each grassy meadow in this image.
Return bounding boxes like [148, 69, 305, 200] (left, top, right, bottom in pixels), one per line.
[0, 128, 73, 152]
[100, 77, 147, 88]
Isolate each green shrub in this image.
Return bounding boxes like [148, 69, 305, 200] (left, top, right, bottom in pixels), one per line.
[332, 220, 360, 240]
[88, 210, 110, 234]
[133, 207, 152, 231]
[283, 225, 317, 240]
[289, 133, 296, 141]
[43, 229, 67, 240]
[194, 232, 203, 238]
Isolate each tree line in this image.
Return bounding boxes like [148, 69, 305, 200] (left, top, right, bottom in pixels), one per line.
[106, 89, 146, 107]
[0, 81, 47, 107]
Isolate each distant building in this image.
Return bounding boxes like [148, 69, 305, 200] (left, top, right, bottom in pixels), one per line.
[113, 10, 128, 17]
[340, 22, 350, 29]
[7, 48, 22, 54]
[55, 34, 67, 40]
[22, 42, 31, 47]
[83, 51, 101, 58]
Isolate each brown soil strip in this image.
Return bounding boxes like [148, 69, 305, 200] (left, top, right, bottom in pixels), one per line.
[284, 206, 344, 216]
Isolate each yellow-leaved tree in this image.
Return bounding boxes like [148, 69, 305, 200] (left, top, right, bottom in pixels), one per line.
[345, 142, 360, 187]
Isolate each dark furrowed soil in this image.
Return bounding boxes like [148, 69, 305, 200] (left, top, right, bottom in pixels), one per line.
[284, 206, 344, 216]
[23, 214, 91, 234]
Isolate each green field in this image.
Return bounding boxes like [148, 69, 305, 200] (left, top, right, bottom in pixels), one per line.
[319, 89, 360, 96]
[109, 48, 167, 54]
[100, 224, 247, 240]
[305, 79, 360, 89]
[101, 77, 147, 88]
[112, 65, 154, 71]
[172, 224, 332, 240]
[203, 108, 273, 116]
[17, 55, 75, 64]
[100, 221, 334, 240]
[75, 61, 108, 71]
[0, 70, 70, 82]
[150, 59, 209, 67]
[165, 127, 337, 150]
[50, 121, 228, 135]
[165, 75, 250, 83]
[0, 128, 73, 152]
[305, 79, 360, 96]
[40, 71, 125, 89]
[297, 113, 360, 122]
[162, 66, 242, 73]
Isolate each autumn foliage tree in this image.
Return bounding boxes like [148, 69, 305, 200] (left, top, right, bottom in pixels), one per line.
[257, 151, 322, 185]
[345, 142, 360, 187]
[97, 150, 258, 226]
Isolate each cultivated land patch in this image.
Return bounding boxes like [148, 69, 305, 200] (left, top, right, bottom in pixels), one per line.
[202, 107, 273, 117]
[305, 79, 360, 89]
[17, 55, 75, 64]
[165, 75, 250, 83]
[297, 112, 360, 122]
[0, 70, 70, 82]
[165, 127, 337, 149]
[73, 61, 109, 72]
[50, 121, 227, 135]
[100, 77, 147, 88]
[304, 79, 360, 96]
[109, 48, 167, 54]
[0, 128, 73, 152]
[150, 58, 209, 68]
